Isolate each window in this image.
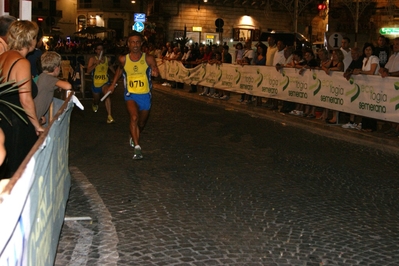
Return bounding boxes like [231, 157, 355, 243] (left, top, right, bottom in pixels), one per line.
[77, 15, 86, 31]
[78, 0, 91, 9]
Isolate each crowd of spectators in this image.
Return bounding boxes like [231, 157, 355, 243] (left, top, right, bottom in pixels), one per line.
[143, 34, 399, 137]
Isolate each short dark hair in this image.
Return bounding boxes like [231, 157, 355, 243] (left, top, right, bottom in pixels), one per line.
[128, 31, 143, 40]
[362, 42, 375, 56]
[343, 37, 350, 43]
[0, 15, 16, 36]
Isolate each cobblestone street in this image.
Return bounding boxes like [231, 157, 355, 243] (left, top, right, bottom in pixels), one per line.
[56, 84, 399, 265]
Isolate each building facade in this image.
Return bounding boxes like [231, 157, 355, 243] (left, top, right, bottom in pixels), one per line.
[9, 0, 399, 47]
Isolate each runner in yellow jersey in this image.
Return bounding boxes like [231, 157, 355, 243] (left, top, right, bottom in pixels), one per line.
[87, 43, 115, 123]
[108, 31, 159, 159]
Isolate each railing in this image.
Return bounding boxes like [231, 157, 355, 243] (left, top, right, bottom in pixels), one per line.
[0, 95, 74, 265]
[157, 59, 399, 123]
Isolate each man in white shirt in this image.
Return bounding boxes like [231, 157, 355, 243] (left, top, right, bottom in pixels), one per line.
[379, 37, 399, 136]
[242, 39, 255, 65]
[340, 37, 351, 72]
[272, 40, 286, 66]
[380, 37, 399, 77]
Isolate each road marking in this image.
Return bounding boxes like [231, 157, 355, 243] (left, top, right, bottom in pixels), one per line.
[69, 167, 119, 265]
[67, 221, 93, 266]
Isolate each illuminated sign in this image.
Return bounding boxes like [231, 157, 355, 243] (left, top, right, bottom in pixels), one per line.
[206, 35, 215, 39]
[133, 22, 144, 32]
[380, 28, 399, 35]
[192, 27, 202, 32]
[134, 13, 146, 23]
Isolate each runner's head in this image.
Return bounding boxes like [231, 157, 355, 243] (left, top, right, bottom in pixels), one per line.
[127, 31, 143, 53]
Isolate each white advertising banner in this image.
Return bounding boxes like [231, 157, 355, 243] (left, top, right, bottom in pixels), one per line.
[0, 97, 73, 265]
[158, 60, 399, 123]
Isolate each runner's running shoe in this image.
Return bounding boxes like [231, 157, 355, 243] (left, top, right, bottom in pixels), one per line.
[107, 115, 114, 124]
[133, 146, 143, 160]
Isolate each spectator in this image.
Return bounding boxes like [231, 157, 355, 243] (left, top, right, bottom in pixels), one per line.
[241, 39, 255, 65]
[238, 39, 255, 103]
[218, 45, 232, 100]
[0, 15, 16, 54]
[187, 44, 200, 93]
[341, 47, 364, 128]
[351, 43, 380, 132]
[276, 46, 294, 113]
[322, 49, 344, 75]
[161, 45, 174, 87]
[199, 45, 213, 96]
[379, 37, 399, 137]
[286, 49, 305, 68]
[287, 50, 306, 116]
[340, 37, 351, 71]
[209, 51, 223, 98]
[169, 46, 183, 89]
[35, 51, 72, 124]
[235, 42, 244, 64]
[273, 40, 287, 67]
[266, 35, 277, 66]
[254, 42, 267, 65]
[253, 42, 267, 105]
[27, 26, 44, 83]
[0, 20, 44, 178]
[375, 35, 390, 68]
[323, 49, 345, 124]
[300, 49, 319, 118]
[314, 48, 332, 120]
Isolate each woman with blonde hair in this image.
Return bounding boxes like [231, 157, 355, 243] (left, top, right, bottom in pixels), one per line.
[0, 20, 43, 178]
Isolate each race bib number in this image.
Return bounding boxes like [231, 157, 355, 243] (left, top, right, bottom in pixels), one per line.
[93, 74, 108, 87]
[127, 75, 149, 94]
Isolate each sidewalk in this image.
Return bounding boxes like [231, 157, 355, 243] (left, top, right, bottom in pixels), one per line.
[153, 81, 399, 154]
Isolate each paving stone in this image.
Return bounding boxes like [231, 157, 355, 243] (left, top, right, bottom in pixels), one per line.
[55, 83, 399, 265]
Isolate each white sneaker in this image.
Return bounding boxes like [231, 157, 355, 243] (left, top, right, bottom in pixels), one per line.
[162, 82, 168, 86]
[289, 110, 303, 116]
[355, 123, 362, 130]
[220, 95, 230, 100]
[342, 122, 357, 129]
[133, 145, 143, 160]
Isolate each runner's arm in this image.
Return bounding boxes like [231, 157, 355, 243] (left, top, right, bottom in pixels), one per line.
[86, 57, 99, 74]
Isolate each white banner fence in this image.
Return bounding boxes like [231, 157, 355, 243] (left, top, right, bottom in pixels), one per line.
[158, 59, 399, 123]
[0, 96, 73, 266]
